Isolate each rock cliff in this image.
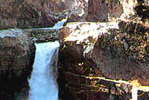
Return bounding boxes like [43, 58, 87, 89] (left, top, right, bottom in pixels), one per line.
[58, 21, 149, 100]
[87, 0, 123, 22]
[0, 29, 35, 99]
[0, 0, 148, 100]
[58, 0, 149, 99]
[0, 0, 88, 29]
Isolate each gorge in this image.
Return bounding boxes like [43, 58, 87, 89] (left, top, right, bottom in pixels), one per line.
[28, 41, 59, 100]
[0, 0, 148, 100]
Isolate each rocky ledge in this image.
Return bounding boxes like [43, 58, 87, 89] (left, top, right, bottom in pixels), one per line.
[25, 28, 58, 42]
[0, 29, 35, 99]
[58, 20, 149, 100]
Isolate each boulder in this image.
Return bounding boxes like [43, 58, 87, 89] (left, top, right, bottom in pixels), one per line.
[0, 29, 35, 99]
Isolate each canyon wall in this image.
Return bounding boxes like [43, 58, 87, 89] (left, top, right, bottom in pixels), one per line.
[58, 0, 149, 99]
[87, 0, 123, 22]
[0, 0, 148, 99]
[0, 0, 88, 29]
[0, 29, 35, 99]
[58, 21, 149, 100]
[0, 0, 148, 29]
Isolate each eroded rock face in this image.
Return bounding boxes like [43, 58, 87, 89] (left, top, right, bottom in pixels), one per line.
[134, 0, 149, 22]
[87, 0, 149, 22]
[58, 22, 127, 100]
[58, 0, 149, 99]
[93, 25, 149, 86]
[66, 0, 88, 22]
[58, 21, 149, 99]
[87, 0, 123, 21]
[0, 0, 88, 29]
[26, 28, 59, 42]
[0, 29, 35, 99]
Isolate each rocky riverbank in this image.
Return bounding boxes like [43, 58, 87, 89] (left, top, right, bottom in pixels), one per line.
[0, 29, 35, 99]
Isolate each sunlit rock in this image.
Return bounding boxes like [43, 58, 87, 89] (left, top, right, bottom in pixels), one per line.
[119, 0, 138, 19]
[58, 22, 133, 100]
[58, 20, 149, 99]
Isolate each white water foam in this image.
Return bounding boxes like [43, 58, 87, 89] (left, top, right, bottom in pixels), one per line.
[28, 41, 59, 100]
[24, 18, 67, 32]
[132, 86, 138, 100]
[52, 19, 67, 29]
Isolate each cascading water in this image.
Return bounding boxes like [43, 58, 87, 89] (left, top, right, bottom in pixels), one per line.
[27, 19, 67, 100]
[52, 19, 67, 29]
[132, 86, 138, 100]
[28, 41, 59, 100]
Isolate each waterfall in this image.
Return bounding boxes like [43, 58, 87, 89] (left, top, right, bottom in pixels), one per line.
[52, 19, 67, 29]
[132, 86, 138, 100]
[28, 41, 59, 100]
[25, 18, 67, 31]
